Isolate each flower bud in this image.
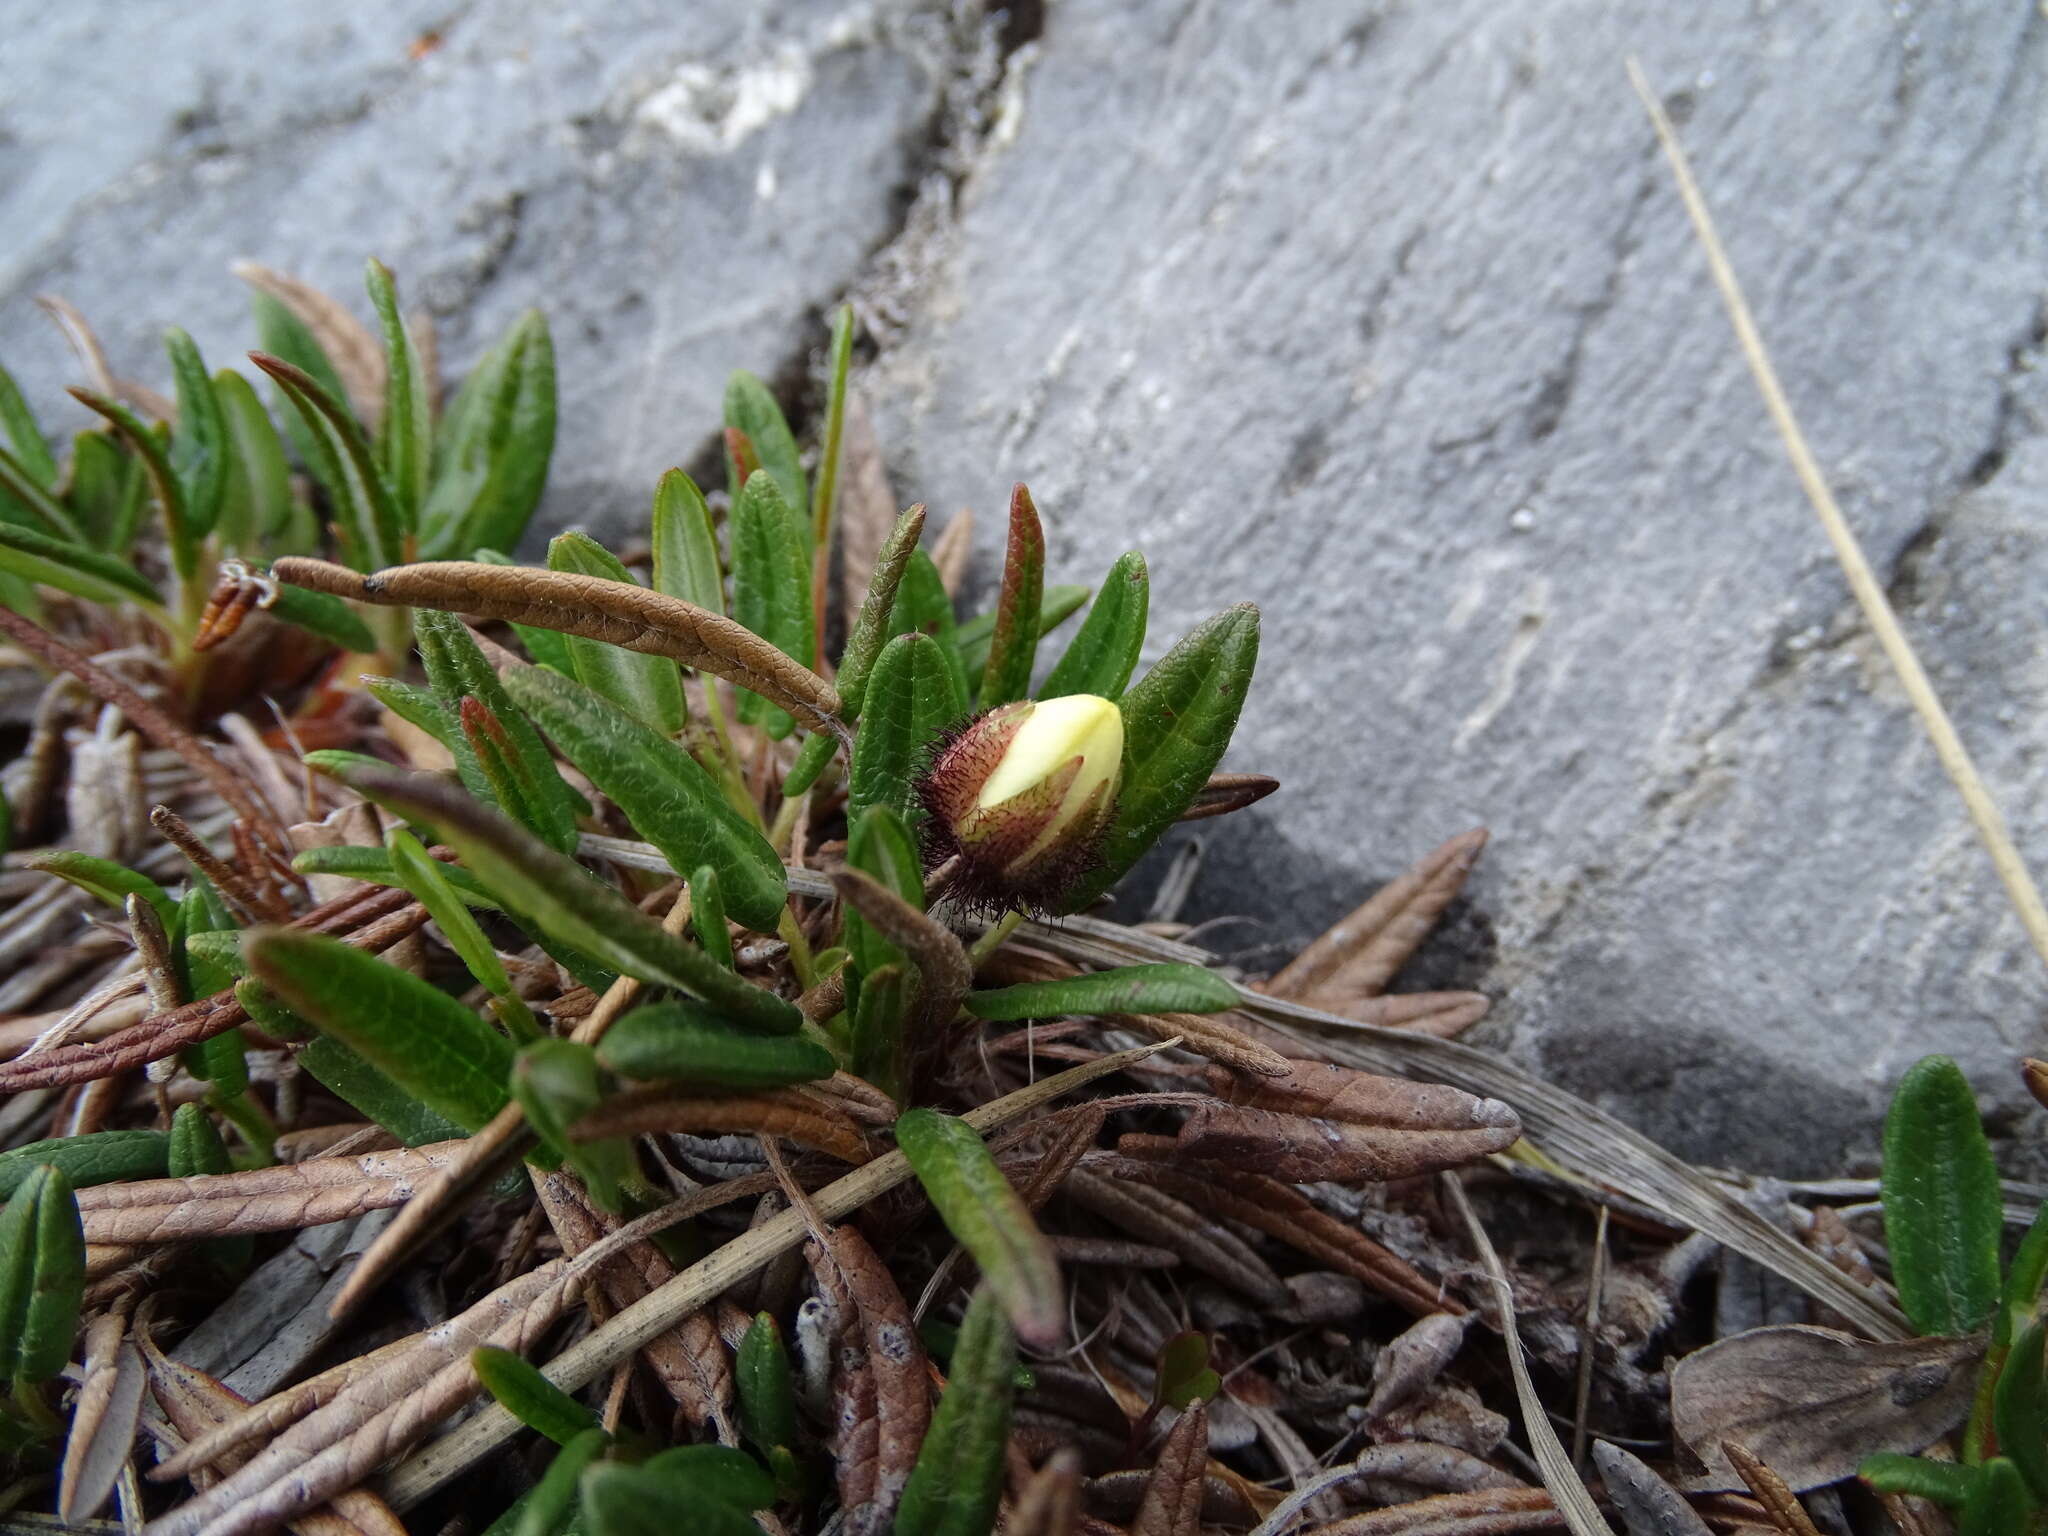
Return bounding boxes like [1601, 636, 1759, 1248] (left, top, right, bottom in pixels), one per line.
[917, 694, 1124, 911]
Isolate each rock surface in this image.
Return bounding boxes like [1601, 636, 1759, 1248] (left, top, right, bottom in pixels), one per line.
[4, 0, 2044, 1170]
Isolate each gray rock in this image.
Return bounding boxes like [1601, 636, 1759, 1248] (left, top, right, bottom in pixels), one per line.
[5, 0, 2044, 1171]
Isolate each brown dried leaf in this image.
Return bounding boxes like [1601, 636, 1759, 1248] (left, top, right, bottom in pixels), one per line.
[1175, 772, 1280, 823]
[1303, 1488, 1564, 1536]
[1110, 1009, 1293, 1078]
[1066, 1166, 1291, 1310]
[1363, 1312, 1472, 1422]
[1178, 1098, 1519, 1183]
[1010, 1447, 1084, 1536]
[1717, 1442, 1822, 1536]
[2021, 1056, 2047, 1112]
[1134, 1401, 1210, 1536]
[929, 509, 974, 598]
[61, 1313, 147, 1523]
[811, 1223, 930, 1533]
[36, 293, 120, 400]
[582, 1083, 874, 1165]
[1591, 1442, 1713, 1536]
[831, 868, 972, 1032]
[1669, 1326, 1981, 1493]
[835, 392, 903, 630]
[1266, 829, 1489, 1002]
[231, 262, 386, 425]
[272, 557, 844, 736]
[76, 1142, 464, 1244]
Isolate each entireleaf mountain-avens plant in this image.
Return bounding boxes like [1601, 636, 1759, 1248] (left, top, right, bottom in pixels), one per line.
[0, 282, 1525, 1536]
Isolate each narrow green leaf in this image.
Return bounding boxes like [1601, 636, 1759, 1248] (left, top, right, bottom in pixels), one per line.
[504, 664, 785, 931]
[165, 329, 228, 539]
[246, 287, 351, 499]
[597, 1002, 834, 1087]
[1958, 1459, 2034, 1536]
[366, 260, 430, 534]
[473, 549, 576, 672]
[510, 1427, 610, 1536]
[690, 864, 735, 970]
[473, 1345, 603, 1446]
[730, 469, 812, 738]
[723, 371, 805, 526]
[957, 584, 1089, 681]
[212, 370, 304, 552]
[462, 697, 576, 858]
[850, 962, 911, 1107]
[0, 1132, 167, 1199]
[581, 1462, 759, 1536]
[62, 429, 146, 553]
[28, 851, 175, 927]
[1994, 1320, 2048, 1502]
[1860, 1454, 1984, 1507]
[168, 1104, 233, 1178]
[847, 632, 968, 826]
[0, 442, 85, 543]
[234, 979, 313, 1042]
[887, 549, 971, 703]
[547, 532, 687, 737]
[965, 962, 1237, 1022]
[781, 731, 840, 800]
[836, 503, 927, 727]
[843, 805, 923, 980]
[0, 1166, 84, 1389]
[977, 484, 1046, 708]
[0, 521, 161, 610]
[388, 829, 515, 1002]
[249, 353, 401, 570]
[291, 844, 501, 907]
[639, 1446, 776, 1512]
[894, 1285, 1018, 1536]
[894, 1108, 1062, 1347]
[737, 1313, 800, 1459]
[297, 1035, 467, 1147]
[69, 392, 184, 569]
[512, 1038, 630, 1210]
[1882, 1055, 2002, 1337]
[245, 927, 514, 1132]
[421, 310, 555, 558]
[264, 581, 378, 654]
[2002, 1202, 2048, 1351]
[0, 363, 56, 488]
[1066, 603, 1260, 911]
[315, 759, 801, 1035]
[1041, 552, 1149, 699]
[650, 468, 725, 616]
[811, 304, 855, 550]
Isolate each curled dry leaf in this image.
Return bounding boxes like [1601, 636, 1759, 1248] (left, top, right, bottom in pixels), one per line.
[1176, 772, 1280, 823]
[1265, 829, 1488, 1004]
[1065, 1166, 1292, 1312]
[1300, 1487, 1565, 1536]
[810, 1223, 930, 1533]
[1009, 1447, 1085, 1536]
[1668, 1325, 1982, 1492]
[60, 1310, 147, 1523]
[1716, 1441, 1823, 1536]
[831, 868, 973, 1032]
[581, 1083, 874, 1165]
[1363, 1312, 1471, 1423]
[272, 557, 845, 737]
[2021, 1057, 2047, 1112]
[1590, 1442, 1713, 1536]
[1110, 1010, 1293, 1079]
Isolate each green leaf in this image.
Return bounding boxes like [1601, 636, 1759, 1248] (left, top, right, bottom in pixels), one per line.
[850, 962, 911, 1108]
[847, 632, 968, 826]
[364, 675, 459, 751]
[63, 429, 147, 553]
[639, 1446, 776, 1512]
[1994, 1319, 2048, 1502]
[250, 353, 401, 570]
[722, 371, 805, 528]
[510, 1427, 610, 1536]
[581, 1463, 759, 1536]
[473, 1345, 602, 1447]
[234, 979, 313, 1042]
[689, 864, 735, 970]
[2002, 1202, 2048, 1351]
[462, 697, 579, 861]
[0, 442, 85, 543]
[246, 287, 352, 499]
[811, 304, 855, 549]
[894, 1108, 1061, 1347]
[165, 329, 228, 540]
[26, 851, 174, 927]
[168, 1104, 233, 1178]
[965, 962, 1238, 1021]
[1860, 1454, 1983, 1507]
[504, 664, 785, 931]
[843, 805, 923, 980]
[387, 829, 518, 1005]
[366, 260, 430, 535]
[263, 580, 378, 654]
[512, 1038, 629, 1210]
[1958, 1458, 2034, 1536]
[0, 518, 161, 612]
[421, 311, 555, 558]
[297, 1035, 468, 1147]
[1041, 552, 1148, 699]
[212, 370, 304, 552]
[0, 1133, 163, 1207]
[1154, 1331, 1220, 1409]
[0, 363, 56, 489]
[887, 549, 971, 704]
[70, 392, 188, 574]
[290, 844, 500, 907]
[649, 468, 724, 616]
[547, 532, 687, 737]
[1066, 602, 1260, 911]
[1882, 1055, 2002, 1337]
[597, 1002, 835, 1087]
[957, 584, 1089, 682]
[894, 1285, 1018, 1536]
[977, 484, 1046, 709]
[316, 760, 801, 1035]
[729, 469, 812, 738]
[245, 927, 514, 1132]
[0, 1165, 84, 1389]
[737, 1313, 800, 1475]
[473, 550, 576, 673]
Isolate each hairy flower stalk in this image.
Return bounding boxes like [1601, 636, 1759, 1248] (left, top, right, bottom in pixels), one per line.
[917, 694, 1124, 912]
